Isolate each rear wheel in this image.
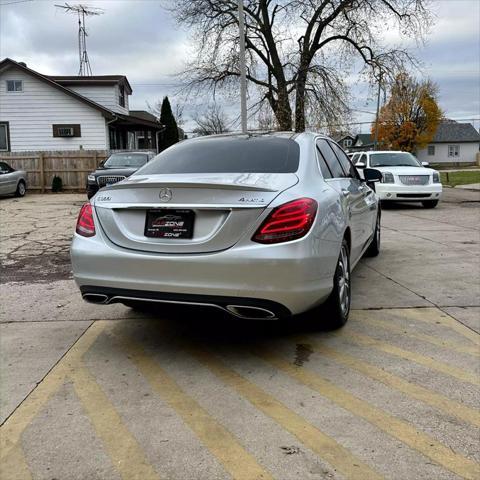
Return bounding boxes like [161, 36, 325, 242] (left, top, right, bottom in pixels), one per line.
[15, 181, 26, 197]
[322, 239, 351, 329]
[422, 200, 438, 208]
[365, 212, 381, 257]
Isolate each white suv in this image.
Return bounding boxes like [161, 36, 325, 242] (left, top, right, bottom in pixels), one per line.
[355, 151, 442, 208]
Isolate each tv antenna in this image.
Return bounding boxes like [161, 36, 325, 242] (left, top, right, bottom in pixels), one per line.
[55, 3, 104, 76]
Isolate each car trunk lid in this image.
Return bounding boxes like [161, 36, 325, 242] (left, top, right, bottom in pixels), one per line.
[94, 173, 298, 253]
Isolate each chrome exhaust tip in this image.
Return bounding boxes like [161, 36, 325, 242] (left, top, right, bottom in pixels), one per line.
[226, 305, 277, 320]
[82, 293, 109, 304]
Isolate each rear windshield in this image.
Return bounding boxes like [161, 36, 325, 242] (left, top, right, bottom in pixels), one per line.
[104, 153, 148, 168]
[137, 136, 300, 174]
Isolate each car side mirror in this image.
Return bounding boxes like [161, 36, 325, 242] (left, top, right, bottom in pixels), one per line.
[421, 161, 429, 167]
[363, 168, 383, 183]
[356, 162, 366, 169]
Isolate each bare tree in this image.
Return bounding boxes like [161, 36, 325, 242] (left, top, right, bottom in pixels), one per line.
[255, 101, 278, 130]
[193, 104, 231, 135]
[147, 99, 185, 127]
[167, 0, 432, 132]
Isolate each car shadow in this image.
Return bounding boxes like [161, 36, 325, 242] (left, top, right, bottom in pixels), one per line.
[111, 302, 333, 353]
[381, 201, 430, 210]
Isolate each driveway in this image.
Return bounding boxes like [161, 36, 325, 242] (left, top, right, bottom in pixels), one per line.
[1, 189, 479, 480]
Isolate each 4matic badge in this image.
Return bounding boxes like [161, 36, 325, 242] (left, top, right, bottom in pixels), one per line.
[238, 197, 265, 203]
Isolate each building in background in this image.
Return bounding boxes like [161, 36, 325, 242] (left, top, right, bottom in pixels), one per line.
[0, 58, 164, 153]
[416, 120, 480, 165]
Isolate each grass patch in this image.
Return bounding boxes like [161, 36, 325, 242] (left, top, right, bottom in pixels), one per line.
[440, 170, 480, 187]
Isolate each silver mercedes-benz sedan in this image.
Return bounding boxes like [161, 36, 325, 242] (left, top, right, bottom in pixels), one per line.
[71, 132, 382, 328]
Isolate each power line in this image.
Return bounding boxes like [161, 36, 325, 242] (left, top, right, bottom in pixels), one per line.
[0, 0, 33, 5]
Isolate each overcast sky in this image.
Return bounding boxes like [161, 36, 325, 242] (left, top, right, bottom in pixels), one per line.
[1, 0, 479, 132]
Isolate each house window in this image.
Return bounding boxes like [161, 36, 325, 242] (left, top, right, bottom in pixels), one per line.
[6, 80, 23, 92]
[448, 145, 460, 158]
[119, 85, 125, 107]
[427, 145, 435, 156]
[344, 139, 352, 148]
[0, 122, 10, 151]
[52, 124, 81, 137]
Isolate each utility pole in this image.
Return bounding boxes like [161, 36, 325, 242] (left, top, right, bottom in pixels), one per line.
[55, 3, 104, 76]
[237, 0, 248, 134]
[373, 71, 382, 150]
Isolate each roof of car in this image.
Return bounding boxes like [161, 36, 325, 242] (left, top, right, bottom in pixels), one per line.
[192, 131, 298, 140]
[110, 151, 152, 155]
[367, 150, 408, 154]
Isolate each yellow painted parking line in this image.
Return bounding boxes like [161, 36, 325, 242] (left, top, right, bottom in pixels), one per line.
[110, 332, 273, 480]
[357, 316, 479, 357]
[0, 444, 32, 480]
[255, 348, 480, 480]
[71, 365, 160, 480]
[298, 336, 480, 428]
[336, 330, 480, 386]
[398, 308, 480, 347]
[0, 321, 106, 462]
[186, 344, 384, 480]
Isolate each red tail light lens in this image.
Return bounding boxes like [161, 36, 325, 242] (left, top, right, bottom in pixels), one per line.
[252, 198, 317, 244]
[76, 203, 96, 237]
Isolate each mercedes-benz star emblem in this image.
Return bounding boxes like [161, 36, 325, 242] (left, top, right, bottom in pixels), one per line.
[159, 187, 173, 202]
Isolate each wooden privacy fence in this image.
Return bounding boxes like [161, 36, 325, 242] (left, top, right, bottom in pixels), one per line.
[0, 151, 107, 192]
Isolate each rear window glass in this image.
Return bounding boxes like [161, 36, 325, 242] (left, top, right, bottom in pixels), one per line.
[104, 153, 148, 168]
[137, 136, 300, 174]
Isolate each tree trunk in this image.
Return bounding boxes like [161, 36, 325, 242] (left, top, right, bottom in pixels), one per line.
[270, 84, 292, 131]
[294, 61, 309, 132]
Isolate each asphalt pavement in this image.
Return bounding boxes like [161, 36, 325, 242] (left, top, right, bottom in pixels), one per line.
[0, 188, 479, 480]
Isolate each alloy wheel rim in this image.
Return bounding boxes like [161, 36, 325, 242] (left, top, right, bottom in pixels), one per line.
[19, 183, 25, 195]
[338, 245, 350, 316]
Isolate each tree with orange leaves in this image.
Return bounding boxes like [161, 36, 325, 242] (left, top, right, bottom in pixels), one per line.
[373, 73, 442, 152]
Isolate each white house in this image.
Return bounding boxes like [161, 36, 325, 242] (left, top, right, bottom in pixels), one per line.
[416, 121, 480, 165]
[0, 58, 163, 153]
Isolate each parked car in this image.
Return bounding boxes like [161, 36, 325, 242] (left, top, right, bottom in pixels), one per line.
[348, 152, 361, 164]
[354, 151, 442, 208]
[71, 132, 382, 328]
[86, 151, 155, 199]
[0, 161, 27, 197]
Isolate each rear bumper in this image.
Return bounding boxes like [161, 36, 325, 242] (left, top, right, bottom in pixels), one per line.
[71, 229, 338, 316]
[375, 183, 442, 201]
[80, 285, 291, 319]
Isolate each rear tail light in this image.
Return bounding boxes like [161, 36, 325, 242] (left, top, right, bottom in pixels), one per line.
[252, 198, 317, 244]
[76, 203, 96, 237]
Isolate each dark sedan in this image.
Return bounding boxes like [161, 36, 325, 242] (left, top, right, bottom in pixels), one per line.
[86, 152, 155, 199]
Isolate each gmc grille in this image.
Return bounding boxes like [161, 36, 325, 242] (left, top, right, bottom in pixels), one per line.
[399, 175, 430, 186]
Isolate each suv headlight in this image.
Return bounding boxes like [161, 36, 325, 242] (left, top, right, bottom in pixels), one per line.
[381, 172, 395, 184]
[87, 174, 96, 183]
[432, 172, 441, 183]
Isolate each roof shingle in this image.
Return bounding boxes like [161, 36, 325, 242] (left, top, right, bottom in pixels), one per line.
[432, 121, 480, 143]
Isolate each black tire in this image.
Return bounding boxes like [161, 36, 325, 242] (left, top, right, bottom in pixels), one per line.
[365, 212, 381, 257]
[422, 200, 438, 208]
[323, 239, 351, 329]
[15, 180, 26, 197]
